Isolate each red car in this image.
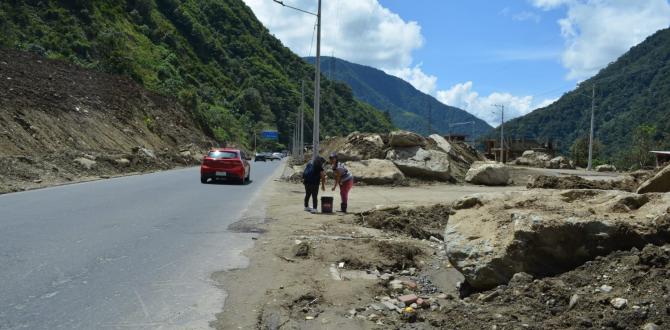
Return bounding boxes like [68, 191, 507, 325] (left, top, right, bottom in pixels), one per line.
[200, 148, 251, 184]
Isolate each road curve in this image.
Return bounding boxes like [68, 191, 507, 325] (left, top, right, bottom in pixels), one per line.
[0, 160, 282, 329]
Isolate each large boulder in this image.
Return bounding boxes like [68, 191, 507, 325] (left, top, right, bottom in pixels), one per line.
[548, 156, 574, 169]
[465, 162, 510, 186]
[386, 147, 451, 181]
[426, 134, 454, 156]
[345, 159, 405, 185]
[596, 164, 617, 172]
[512, 150, 552, 168]
[388, 130, 426, 148]
[320, 132, 385, 161]
[637, 164, 670, 193]
[444, 190, 670, 290]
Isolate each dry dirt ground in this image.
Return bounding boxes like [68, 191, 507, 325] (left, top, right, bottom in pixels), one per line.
[0, 49, 213, 194]
[212, 164, 669, 330]
[211, 178, 524, 330]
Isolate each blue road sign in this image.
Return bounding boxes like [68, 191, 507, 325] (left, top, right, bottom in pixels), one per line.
[261, 130, 279, 140]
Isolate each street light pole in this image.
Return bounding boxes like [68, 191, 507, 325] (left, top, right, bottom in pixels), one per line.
[273, 0, 321, 161]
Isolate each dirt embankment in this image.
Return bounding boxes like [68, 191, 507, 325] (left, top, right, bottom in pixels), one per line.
[0, 49, 214, 193]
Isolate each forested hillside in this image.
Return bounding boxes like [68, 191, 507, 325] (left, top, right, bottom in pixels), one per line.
[0, 0, 393, 148]
[306, 56, 492, 137]
[500, 28, 670, 168]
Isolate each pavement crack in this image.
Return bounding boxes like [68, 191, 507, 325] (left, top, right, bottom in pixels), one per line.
[133, 289, 150, 320]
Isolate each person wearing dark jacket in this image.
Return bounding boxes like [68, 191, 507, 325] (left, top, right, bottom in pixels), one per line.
[303, 156, 326, 213]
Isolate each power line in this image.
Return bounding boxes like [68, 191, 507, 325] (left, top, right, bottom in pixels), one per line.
[308, 18, 317, 57]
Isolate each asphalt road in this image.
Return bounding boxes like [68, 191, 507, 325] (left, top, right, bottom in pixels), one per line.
[0, 160, 282, 329]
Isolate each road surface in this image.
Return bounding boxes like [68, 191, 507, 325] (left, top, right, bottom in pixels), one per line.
[0, 161, 282, 329]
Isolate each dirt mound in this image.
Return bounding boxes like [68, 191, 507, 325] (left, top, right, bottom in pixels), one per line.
[528, 175, 638, 191]
[416, 244, 670, 329]
[0, 49, 212, 193]
[357, 205, 452, 240]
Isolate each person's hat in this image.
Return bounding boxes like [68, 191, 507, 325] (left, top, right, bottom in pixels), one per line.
[329, 152, 338, 159]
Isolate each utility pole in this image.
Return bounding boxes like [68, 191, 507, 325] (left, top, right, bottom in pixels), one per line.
[300, 80, 305, 160]
[493, 104, 505, 163]
[587, 84, 595, 171]
[295, 116, 300, 156]
[273, 0, 321, 161]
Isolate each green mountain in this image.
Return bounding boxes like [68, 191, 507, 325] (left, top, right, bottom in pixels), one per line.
[0, 0, 393, 148]
[500, 27, 670, 167]
[305, 56, 492, 138]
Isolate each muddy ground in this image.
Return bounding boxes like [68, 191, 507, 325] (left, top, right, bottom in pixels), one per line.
[213, 176, 669, 330]
[0, 48, 213, 193]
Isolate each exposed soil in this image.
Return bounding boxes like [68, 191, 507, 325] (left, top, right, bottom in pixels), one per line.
[0, 48, 213, 193]
[527, 175, 639, 192]
[357, 204, 453, 240]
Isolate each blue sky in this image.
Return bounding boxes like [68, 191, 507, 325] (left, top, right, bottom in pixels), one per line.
[243, 0, 670, 125]
[379, 0, 569, 97]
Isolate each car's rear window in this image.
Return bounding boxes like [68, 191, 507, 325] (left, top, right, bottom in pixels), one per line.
[208, 151, 238, 159]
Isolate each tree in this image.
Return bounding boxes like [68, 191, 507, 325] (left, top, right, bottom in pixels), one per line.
[570, 136, 602, 168]
[236, 87, 275, 124]
[630, 124, 657, 169]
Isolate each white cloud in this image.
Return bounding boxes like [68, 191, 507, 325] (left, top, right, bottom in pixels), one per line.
[531, 0, 572, 10]
[513, 11, 542, 23]
[500, 7, 541, 23]
[386, 65, 437, 94]
[531, 0, 670, 80]
[243, 0, 423, 71]
[436, 82, 555, 126]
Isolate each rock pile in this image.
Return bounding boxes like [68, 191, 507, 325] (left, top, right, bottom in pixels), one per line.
[318, 130, 486, 184]
[512, 150, 575, 169]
